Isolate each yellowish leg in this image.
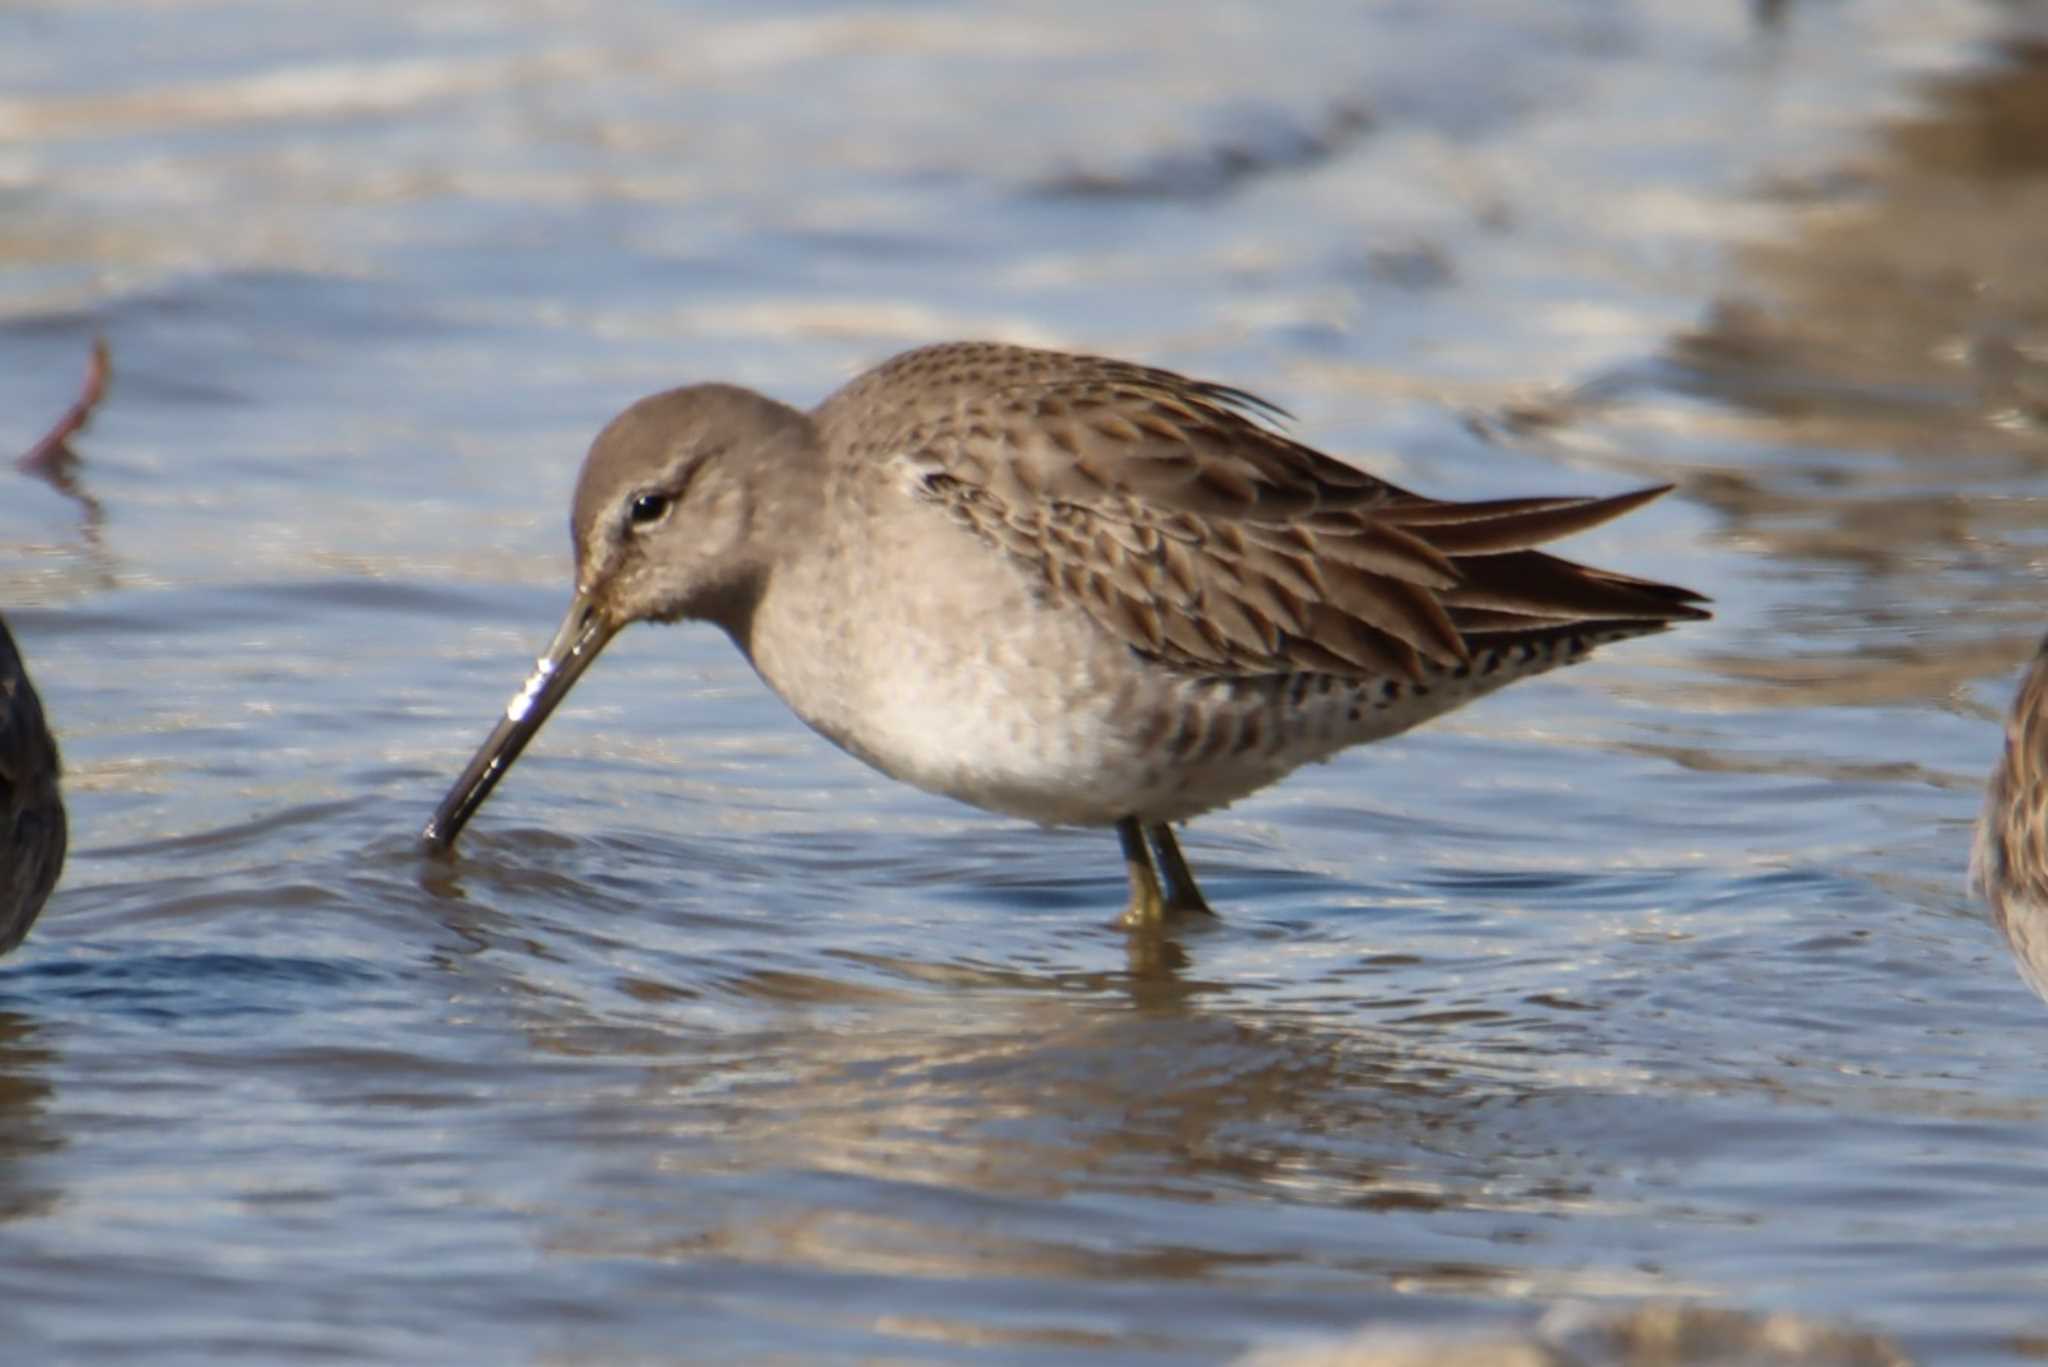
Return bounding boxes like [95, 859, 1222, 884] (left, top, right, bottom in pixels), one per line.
[1116, 817, 1167, 929]
[1147, 822, 1216, 918]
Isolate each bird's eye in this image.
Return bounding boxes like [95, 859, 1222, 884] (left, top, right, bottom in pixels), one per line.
[627, 492, 671, 529]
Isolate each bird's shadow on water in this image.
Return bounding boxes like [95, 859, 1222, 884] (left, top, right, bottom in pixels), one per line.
[409, 822, 1231, 1013]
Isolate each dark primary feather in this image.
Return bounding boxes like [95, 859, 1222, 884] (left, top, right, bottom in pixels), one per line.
[848, 343, 1708, 683]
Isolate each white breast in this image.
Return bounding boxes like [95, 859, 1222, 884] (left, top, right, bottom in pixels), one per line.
[739, 488, 1156, 825]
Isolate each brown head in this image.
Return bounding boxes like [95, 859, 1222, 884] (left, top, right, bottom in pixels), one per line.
[570, 384, 819, 633]
[421, 383, 820, 854]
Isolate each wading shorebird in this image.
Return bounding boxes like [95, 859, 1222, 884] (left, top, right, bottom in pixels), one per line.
[422, 343, 1708, 926]
[0, 616, 64, 954]
[1974, 636, 2048, 997]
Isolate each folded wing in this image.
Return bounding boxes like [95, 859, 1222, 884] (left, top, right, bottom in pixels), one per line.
[856, 343, 1708, 682]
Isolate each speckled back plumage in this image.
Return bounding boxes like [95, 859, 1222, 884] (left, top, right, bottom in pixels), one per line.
[818, 342, 1708, 686]
[1975, 636, 2048, 996]
[0, 618, 64, 955]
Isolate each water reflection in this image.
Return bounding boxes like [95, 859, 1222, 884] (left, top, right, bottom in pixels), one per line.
[1488, 38, 2048, 708]
[511, 983, 1592, 1307]
[3, 336, 118, 603]
[1682, 37, 2048, 462]
[15, 338, 110, 531]
[0, 1011, 59, 1226]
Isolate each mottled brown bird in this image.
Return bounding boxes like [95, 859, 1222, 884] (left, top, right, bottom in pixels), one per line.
[0, 616, 64, 954]
[1974, 636, 2048, 998]
[424, 343, 1708, 924]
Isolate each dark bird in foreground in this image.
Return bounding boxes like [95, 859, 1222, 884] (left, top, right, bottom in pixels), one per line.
[1974, 636, 2048, 998]
[422, 342, 1709, 925]
[0, 617, 64, 954]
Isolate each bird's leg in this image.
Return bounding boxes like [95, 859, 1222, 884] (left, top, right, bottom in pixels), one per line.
[1116, 817, 1168, 929]
[1146, 822, 1216, 918]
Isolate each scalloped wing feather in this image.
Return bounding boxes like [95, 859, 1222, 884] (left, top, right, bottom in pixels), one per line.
[839, 343, 1707, 683]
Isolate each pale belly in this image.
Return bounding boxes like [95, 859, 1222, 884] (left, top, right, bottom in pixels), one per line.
[736, 509, 1493, 827]
[731, 484, 1583, 828]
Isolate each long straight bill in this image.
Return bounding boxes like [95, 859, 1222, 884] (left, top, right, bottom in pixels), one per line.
[420, 595, 616, 855]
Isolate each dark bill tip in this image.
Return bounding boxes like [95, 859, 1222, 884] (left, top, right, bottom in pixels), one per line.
[420, 595, 615, 857]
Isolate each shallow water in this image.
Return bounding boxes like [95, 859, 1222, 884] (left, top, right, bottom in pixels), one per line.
[5, 1, 2048, 1362]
